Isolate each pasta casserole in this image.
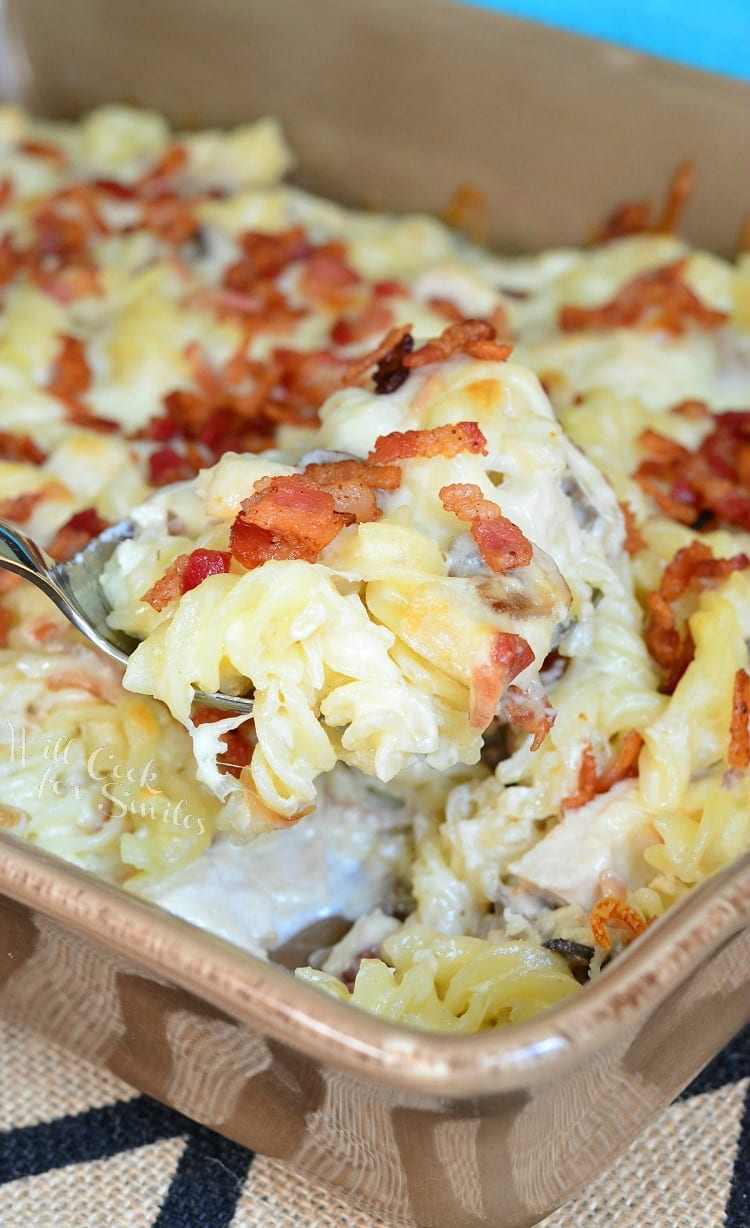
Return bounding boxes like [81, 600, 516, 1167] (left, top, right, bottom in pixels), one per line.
[0, 106, 749, 1032]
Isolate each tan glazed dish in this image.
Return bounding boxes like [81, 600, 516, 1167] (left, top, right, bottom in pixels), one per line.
[0, 1, 749, 1225]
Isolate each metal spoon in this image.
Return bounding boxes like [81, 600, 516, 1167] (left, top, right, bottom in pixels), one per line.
[0, 518, 254, 714]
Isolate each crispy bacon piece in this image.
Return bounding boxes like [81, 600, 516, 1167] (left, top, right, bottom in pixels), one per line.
[183, 548, 233, 592]
[304, 459, 402, 492]
[470, 632, 534, 731]
[562, 731, 644, 811]
[635, 413, 750, 534]
[299, 242, 360, 307]
[0, 431, 47, 465]
[142, 548, 232, 611]
[47, 507, 109, 562]
[136, 145, 188, 192]
[439, 482, 533, 572]
[559, 260, 727, 335]
[656, 161, 696, 234]
[589, 898, 646, 951]
[597, 731, 645, 792]
[342, 324, 414, 388]
[441, 182, 488, 244]
[331, 301, 394, 347]
[369, 423, 487, 466]
[620, 501, 645, 555]
[729, 669, 750, 770]
[643, 541, 749, 692]
[502, 683, 556, 751]
[303, 458, 402, 523]
[142, 554, 190, 612]
[595, 161, 695, 243]
[19, 139, 67, 167]
[0, 607, 12, 648]
[47, 334, 91, 403]
[148, 445, 198, 487]
[404, 320, 513, 368]
[148, 342, 346, 465]
[230, 474, 353, 570]
[561, 743, 598, 810]
[0, 492, 44, 523]
[225, 227, 311, 291]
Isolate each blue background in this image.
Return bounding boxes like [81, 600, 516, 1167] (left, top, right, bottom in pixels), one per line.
[455, 0, 750, 80]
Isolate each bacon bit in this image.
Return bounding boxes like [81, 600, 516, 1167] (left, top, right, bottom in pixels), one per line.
[439, 482, 533, 572]
[304, 458, 402, 492]
[0, 492, 45, 523]
[441, 182, 488, 244]
[502, 683, 556, 750]
[91, 177, 136, 200]
[643, 541, 749, 692]
[597, 731, 644, 792]
[671, 398, 709, 421]
[369, 422, 487, 467]
[148, 445, 198, 487]
[620, 502, 645, 555]
[140, 194, 199, 245]
[19, 139, 66, 167]
[149, 343, 345, 464]
[142, 554, 190, 612]
[183, 548, 232, 591]
[230, 474, 353, 570]
[470, 633, 534, 730]
[729, 668, 750, 770]
[656, 161, 695, 234]
[561, 743, 598, 810]
[0, 178, 13, 208]
[374, 279, 406, 298]
[594, 161, 695, 243]
[303, 458, 402, 523]
[0, 607, 11, 648]
[298, 243, 361, 307]
[562, 731, 644, 811]
[342, 323, 414, 388]
[136, 144, 188, 192]
[560, 259, 727, 335]
[589, 898, 646, 951]
[635, 414, 750, 533]
[142, 547, 231, 611]
[404, 319, 513, 368]
[46, 334, 91, 403]
[428, 297, 466, 323]
[225, 227, 311, 290]
[0, 431, 47, 465]
[44, 265, 103, 303]
[47, 507, 109, 562]
[330, 300, 394, 347]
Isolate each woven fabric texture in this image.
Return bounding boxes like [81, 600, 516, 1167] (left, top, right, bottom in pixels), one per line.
[0, 1015, 747, 1227]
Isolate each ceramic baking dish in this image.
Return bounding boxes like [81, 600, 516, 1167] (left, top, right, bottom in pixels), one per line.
[0, 2, 749, 1225]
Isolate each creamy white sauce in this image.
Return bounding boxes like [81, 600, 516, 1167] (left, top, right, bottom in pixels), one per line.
[144, 769, 411, 953]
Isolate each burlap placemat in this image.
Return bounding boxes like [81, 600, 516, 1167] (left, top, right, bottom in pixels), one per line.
[0, 1015, 747, 1227]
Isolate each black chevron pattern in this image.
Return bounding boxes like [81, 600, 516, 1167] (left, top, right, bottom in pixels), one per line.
[0, 1027, 747, 1226]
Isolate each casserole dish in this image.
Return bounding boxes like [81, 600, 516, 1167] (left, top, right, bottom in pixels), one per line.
[0, 1, 749, 1224]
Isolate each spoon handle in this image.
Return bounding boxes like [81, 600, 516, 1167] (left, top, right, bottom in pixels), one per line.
[0, 519, 59, 591]
[0, 519, 126, 655]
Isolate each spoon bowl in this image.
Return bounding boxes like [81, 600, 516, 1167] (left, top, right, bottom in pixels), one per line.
[0, 518, 254, 715]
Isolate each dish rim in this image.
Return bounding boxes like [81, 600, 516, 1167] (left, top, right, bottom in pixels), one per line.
[1, 829, 748, 1097]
